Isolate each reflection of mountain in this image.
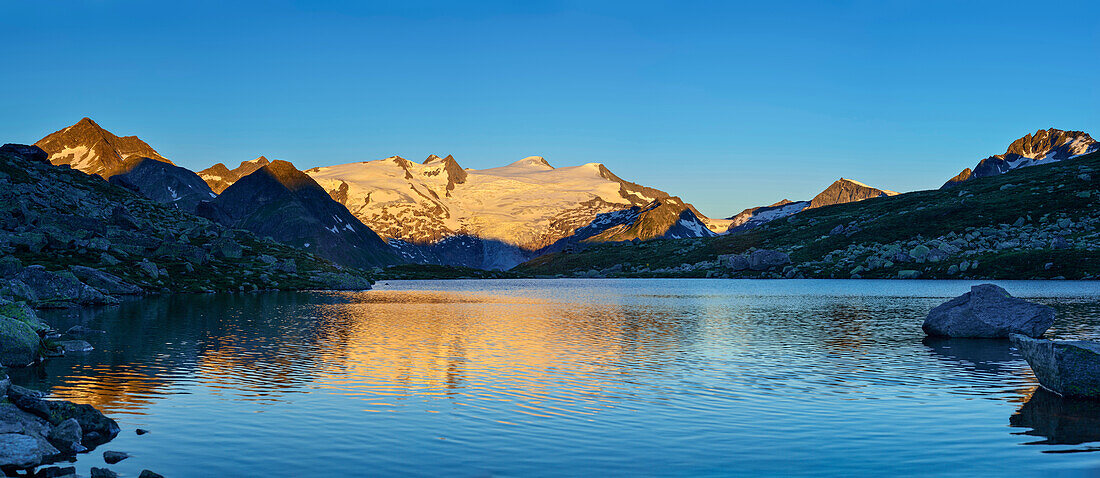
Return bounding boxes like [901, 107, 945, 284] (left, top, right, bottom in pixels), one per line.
[13, 293, 338, 413]
[1011, 388, 1100, 447]
[13, 290, 702, 417]
[309, 291, 692, 408]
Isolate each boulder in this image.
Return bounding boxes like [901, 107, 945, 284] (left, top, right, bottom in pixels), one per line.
[0, 316, 40, 367]
[0, 433, 50, 468]
[69, 266, 143, 295]
[211, 237, 243, 259]
[47, 418, 85, 453]
[14, 266, 117, 307]
[717, 254, 749, 271]
[91, 468, 119, 478]
[139, 470, 165, 478]
[102, 450, 129, 464]
[1012, 334, 1100, 399]
[923, 284, 1055, 338]
[897, 270, 922, 279]
[59, 340, 93, 353]
[8, 386, 120, 448]
[747, 249, 790, 271]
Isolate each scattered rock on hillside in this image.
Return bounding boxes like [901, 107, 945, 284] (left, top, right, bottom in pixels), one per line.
[923, 284, 1055, 338]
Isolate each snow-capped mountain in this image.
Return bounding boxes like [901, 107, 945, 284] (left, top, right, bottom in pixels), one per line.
[199, 156, 271, 193]
[722, 178, 897, 234]
[299, 154, 718, 269]
[35, 118, 171, 178]
[942, 128, 1098, 188]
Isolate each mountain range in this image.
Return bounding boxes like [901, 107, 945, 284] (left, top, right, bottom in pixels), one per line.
[28, 118, 1094, 272]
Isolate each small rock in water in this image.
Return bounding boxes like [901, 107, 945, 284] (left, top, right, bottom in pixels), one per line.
[103, 450, 130, 464]
[66, 325, 105, 335]
[136, 428, 150, 435]
[91, 468, 119, 478]
[139, 470, 165, 478]
[923, 284, 1055, 338]
[59, 340, 94, 353]
[33, 466, 76, 477]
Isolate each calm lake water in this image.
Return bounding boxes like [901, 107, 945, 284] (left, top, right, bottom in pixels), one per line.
[14, 279, 1100, 476]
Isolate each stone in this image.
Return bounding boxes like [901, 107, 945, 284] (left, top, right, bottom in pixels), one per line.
[91, 468, 119, 478]
[103, 450, 129, 464]
[69, 266, 143, 295]
[8, 387, 120, 448]
[909, 245, 930, 260]
[139, 470, 165, 478]
[135, 428, 149, 435]
[0, 433, 47, 468]
[1051, 236, 1070, 250]
[0, 316, 41, 367]
[137, 261, 159, 279]
[718, 254, 749, 271]
[14, 266, 116, 307]
[257, 254, 277, 265]
[34, 465, 76, 477]
[829, 224, 845, 235]
[923, 284, 1055, 338]
[211, 237, 243, 259]
[1012, 334, 1100, 399]
[747, 249, 790, 271]
[0, 256, 22, 278]
[47, 418, 84, 453]
[897, 270, 922, 279]
[66, 325, 106, 336]
[59, 340, 93, 353]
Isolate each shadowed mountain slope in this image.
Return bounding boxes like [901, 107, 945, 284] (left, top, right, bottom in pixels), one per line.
[200, 160, 402, 268]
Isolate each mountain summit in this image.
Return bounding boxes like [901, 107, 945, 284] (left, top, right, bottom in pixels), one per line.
[35, 117, 171, 178]
[942, 128, 1098, 188]
[199, 156, 272, 193]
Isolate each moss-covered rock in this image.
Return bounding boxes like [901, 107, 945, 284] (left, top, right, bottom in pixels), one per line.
[0, 317, 40, 367]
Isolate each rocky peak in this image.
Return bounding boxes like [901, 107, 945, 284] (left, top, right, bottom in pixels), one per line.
[1005, 128, 1095, 159]
[808, 178, 897, 210]
[35, 118, 171, 178]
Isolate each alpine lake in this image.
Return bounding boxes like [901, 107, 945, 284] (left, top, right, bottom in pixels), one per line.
[12, 279, 1100, 477]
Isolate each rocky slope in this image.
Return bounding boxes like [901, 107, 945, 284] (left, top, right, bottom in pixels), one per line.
[108, 157, 217, 213]
[199, 160, 402, 269]
[516, 150, 1100, 280]
[199, 156, 271, 193]
[943, 128, 1098, 188]
[35, 118, 171, 178]
[297, 154, 719, 269]
[0, 144, 374, 305]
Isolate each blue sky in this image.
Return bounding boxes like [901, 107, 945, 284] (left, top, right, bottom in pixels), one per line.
[2, 0, 1097, 216]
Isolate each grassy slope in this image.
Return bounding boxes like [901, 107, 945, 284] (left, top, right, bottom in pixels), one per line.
[516, 151, 1100, 279]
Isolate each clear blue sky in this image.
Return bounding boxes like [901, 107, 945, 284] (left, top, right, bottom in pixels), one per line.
[2, 0, 1097, 216]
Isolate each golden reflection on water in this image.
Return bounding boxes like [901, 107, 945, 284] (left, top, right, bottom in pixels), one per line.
[309, 290, 663, 418]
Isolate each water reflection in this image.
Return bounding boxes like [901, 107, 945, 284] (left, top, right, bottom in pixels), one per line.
[6, 280, 1100, 476]
[1011, 388, 1100, 450]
